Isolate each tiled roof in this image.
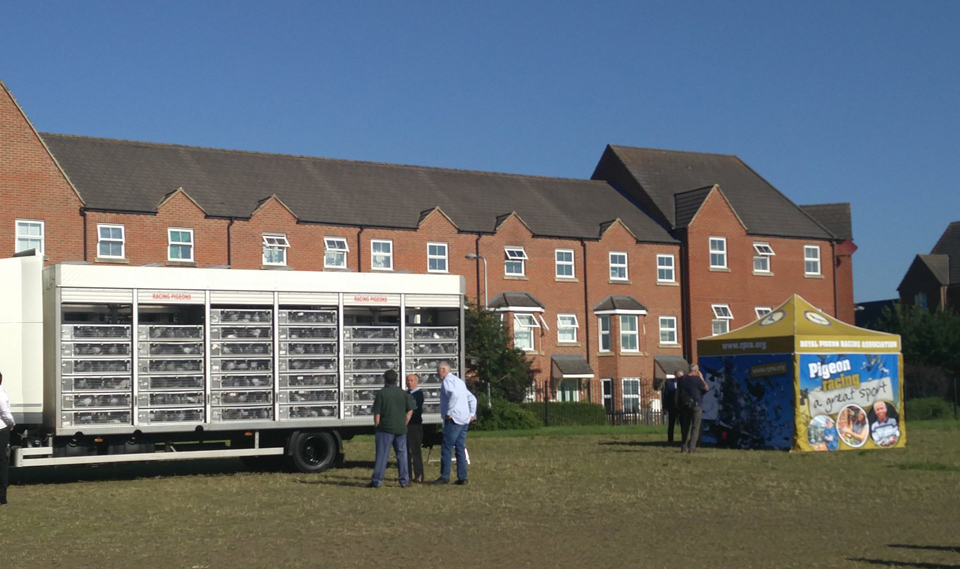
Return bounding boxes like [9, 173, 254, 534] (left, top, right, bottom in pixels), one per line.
[488, 292, 546, 311]
[674, 186, 713, 229]
[39, 134, 677, 244]
[654, 355, 690, 379]
[930, 221, 960, 284]
[600, 145, 836, 240]
[917, 254, 950, 286]
[800, 203, 853, 240]
[593, 295, 648, 313]
[550, 355, 595, 378]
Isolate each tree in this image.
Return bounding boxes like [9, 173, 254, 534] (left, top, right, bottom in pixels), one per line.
[463, 303, 536, 403]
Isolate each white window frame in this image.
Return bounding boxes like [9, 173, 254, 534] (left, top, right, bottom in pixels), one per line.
[709, 237, 727, 269]
[97, 224, 125, 259]
[504, 246, 528, 276]
[755, 307, 772, 319]
[712, 303, 733, 336]
[427, 242, 448, 273]
[804, 245, 821, 276]
[555, 249, 575, 278]
[609, 252, 628, 281]
[167, 228, 194, 262]
[657, 254, 675, 283]
[513, 313, 540, 352]
[557, 314, 579, 343]
[558, 379, 580, 403]
[262, 233, 290, 266]
[323, 237, 349, 269]
[598, 315, 611, 352]
[15, 219, 44, 254]
[659, 316, 678, 345]
[622, 378, 641, 414]
[370, 239, 393, 271]
[602, 378, 614, 413]
[753, 242, 774, 273]
[619, 315, 639, 352]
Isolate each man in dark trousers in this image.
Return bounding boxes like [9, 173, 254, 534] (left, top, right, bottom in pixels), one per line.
[677, 364, 709, 453]
[0, 371, 15, 505]
[406, 373, 425, 483]
[368, 369, 416, 488]
[661, 371, 681, 444]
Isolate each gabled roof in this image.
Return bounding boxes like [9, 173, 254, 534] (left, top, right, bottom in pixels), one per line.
[550, 355, 594, 379]
[930, 221, 960, 284]
[488, 292, 546, 312]
[593, 295, 647, 314]
[39, 133, 678, 244]
[917, 254, 951, 286]
[800, 203, 853, 240]
[674, 186, 713, 229]
[597, 145, 835, 240]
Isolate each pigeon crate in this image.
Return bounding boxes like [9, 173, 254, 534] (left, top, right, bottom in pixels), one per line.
[279, 342, 337, 356]
[407, 357, 457, 373]
[422, 403, 441, 415]
[61, 342, 132, 358]
[406, 342, 458, 357]
[138, 392, 205, 408]
[211, 342, 273, 356]
[210, 326, 272, 340]
[138, 408, 204, 424]
[138, 325, 204, 341]
[211, 374, 273, 389]
[279, 357, 337, 372]
[419, 388, 442, 402]
[278, 310, 337, 325]
[279, 373, 338, 388]
[139, 375, 205, 391]
[62, 359, 132, 375]
[211, 391, 274, 406]
[63, 376, 132, 392]
[212, 407, 274, 422]
[279, 405, 337, 420]
[61, 324, 131, 340]
[211, 358, 273, 373]
[61, 410, 132, 428]
[279, 326, 337, 340]
[406, 370, 441, 386]
[62, 392, 132, 410]
[138, 342, 204, 357]
[278, 389, 338, 404]
[406, 326, 458, 341]
[344, 358, 398, 372]
[344, 342, 398, 355]
[209, 309, 273, 324]
[341, 388, 377, 402]
[343, 372, 382, 387]
[343, 403, 375, 417]
[344, 326, 398, 341]
[140, 358, 204, 374]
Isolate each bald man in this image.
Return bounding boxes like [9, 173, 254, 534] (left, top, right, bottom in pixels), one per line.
[406, 373, 425, 483]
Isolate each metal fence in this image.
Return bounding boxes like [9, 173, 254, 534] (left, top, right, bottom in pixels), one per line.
[606, 409, 664, 426]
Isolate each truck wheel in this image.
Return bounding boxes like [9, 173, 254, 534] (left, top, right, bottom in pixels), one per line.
[288, 431, 337, 474]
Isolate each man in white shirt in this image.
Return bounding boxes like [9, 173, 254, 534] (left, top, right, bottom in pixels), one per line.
[432, 361, 477, 486]
[0, 371, 16, 505]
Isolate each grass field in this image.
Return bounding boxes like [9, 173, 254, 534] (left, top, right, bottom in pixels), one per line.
[4, 422, 959, 569]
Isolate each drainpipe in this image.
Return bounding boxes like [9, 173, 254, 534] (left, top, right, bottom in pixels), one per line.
[831, 241, 838, 318]
[80, 207, 88, 262]
[226, 217, 235, 267]
[474, 234, 483, 305]
[679, 231, 692, 363]
[580, 239, 590, 363]
[357, 226, 364, 271]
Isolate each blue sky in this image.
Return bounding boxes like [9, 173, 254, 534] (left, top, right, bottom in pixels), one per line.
[2, 2, 958, 302]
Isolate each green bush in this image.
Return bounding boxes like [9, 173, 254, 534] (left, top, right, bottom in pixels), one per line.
[905, 397, 955, 421]
[472, 397, 543, 431]
[521, 401, 607, 427]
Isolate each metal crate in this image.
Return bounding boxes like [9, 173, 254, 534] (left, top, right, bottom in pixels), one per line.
[343, 358, 398, 372]
[343, 372, 383, 387]
[407, 357, 457, 372]
[210, 326, 272, 340]
[344, 342, 398, 355]
[61, 342, 132, 357]
[62, 393, 132, 410]
[211, 358, 272, 372]
[279, 373, 338, 388]
[405, 370, 441, 386]
[278, 390, 338, 404]
[278, 342, 337, 356]
[212, 407, 274, 422]
[341, 389, 377, 402]
[279, 405, 337, 420]
[138, 392, 205, 408]
[62, 359, 132, 375]
[279, 326, 337, 340]
[211, 374, 273, 389]
[278, 310, 336, 324]
[139, 375, 204, 391]
[406, 326, 458, 340]
[422, 403, 441, 415]
[138, 325, 204, 341]
[211, 391, 274, 406]
[344, 327, 398, 341]
[61, 410, 132, 427]
[140, 358, 204, 374]
[62, 376, 132, 392]
[405, 342, 458, 356]
[138, 342, 204, 356]
[343, 403, 375, 417]
[279, 358, 337, 372]
[210, 342, 272, 356]
[61, 324, 131, 340]
[210, 309, 273, 324]
[138, 409, 204, 424]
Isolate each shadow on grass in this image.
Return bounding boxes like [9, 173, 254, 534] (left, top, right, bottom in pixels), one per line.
[599, 441, 677, 448]
[848, 559, 959, 568]
[295, 478, 371, 488]
[888, 545, 960, 554]
[12, 458, 250, 486]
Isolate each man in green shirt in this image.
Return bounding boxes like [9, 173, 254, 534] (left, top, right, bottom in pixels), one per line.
[368, 369, 416, 488]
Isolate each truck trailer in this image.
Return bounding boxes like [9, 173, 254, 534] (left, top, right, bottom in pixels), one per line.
[2, 253, 464, 473]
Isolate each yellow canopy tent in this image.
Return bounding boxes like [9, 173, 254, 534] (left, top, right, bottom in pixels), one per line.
[697, 295, 904, 451]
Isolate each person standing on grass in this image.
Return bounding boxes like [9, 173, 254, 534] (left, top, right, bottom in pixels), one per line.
[661, 372, 681, 444]
[677, 364, 709, 453]
[368, 369, 416, 488]
[0, 371, 15, 505]
[406, 373, 425, 483]
[432, 361, 476, 486]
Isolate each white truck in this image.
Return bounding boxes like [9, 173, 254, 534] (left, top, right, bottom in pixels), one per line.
[3, 253, 463, 473]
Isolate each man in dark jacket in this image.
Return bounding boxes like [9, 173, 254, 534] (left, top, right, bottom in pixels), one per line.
[677, 365, 709, 453]
[406, 373, 425, 483]
[661, 372, 681, 444]
[368, 369, 416, 488]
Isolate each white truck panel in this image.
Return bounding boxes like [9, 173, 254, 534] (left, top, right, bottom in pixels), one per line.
[0, 255, 44, 424]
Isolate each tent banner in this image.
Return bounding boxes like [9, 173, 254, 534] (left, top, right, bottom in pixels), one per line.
[796, 353, 905, 452]
[700, 354, 795, 450]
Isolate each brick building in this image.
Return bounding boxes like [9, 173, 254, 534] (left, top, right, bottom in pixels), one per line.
[0, 81, 855, 413]
[898, 221, 960, 311]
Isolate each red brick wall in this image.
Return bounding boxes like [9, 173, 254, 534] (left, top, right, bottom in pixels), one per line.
[0, 83, 84, 263]
[684, 189, 838, 361]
